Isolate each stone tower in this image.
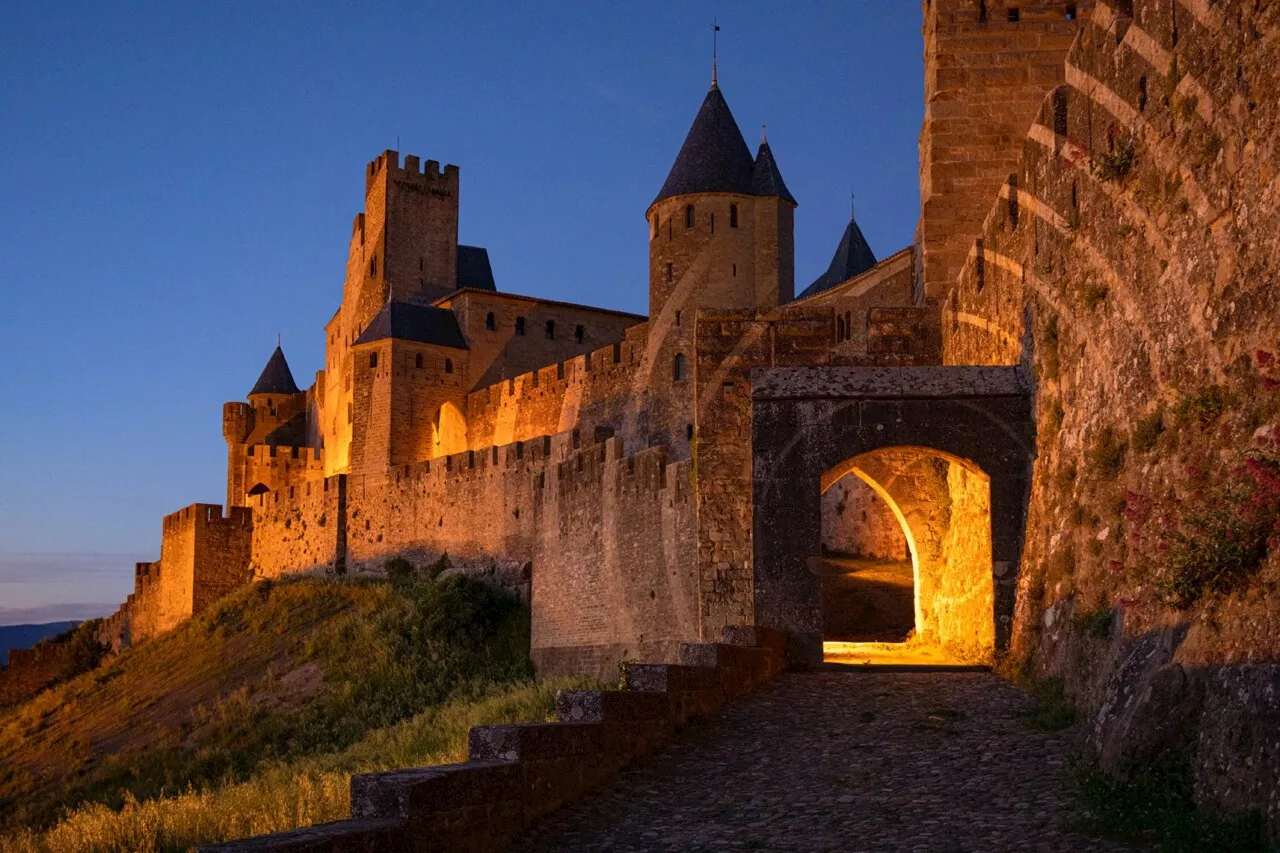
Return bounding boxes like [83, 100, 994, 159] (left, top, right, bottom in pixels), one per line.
[918, 0, 1091, 302]
[646, 80, 796, 453]
[222, 345, 306, 507]
[323, 151, 462, 475]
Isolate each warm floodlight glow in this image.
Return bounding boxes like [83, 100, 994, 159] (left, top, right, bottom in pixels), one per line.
[823, 640, 961, 667]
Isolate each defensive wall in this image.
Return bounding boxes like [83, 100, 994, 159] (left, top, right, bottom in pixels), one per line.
[940, 0, 1280, 831]
[0, 639, 73, 707]
[274, 428, 697, 681]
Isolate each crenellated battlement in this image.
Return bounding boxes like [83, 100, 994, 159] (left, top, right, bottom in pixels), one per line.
[245, 444, 323, 466]
[365, 149, 459, 195]
[161, 503, 252, 534]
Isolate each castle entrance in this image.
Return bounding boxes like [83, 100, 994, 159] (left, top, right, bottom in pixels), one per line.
[750, 366, 1033, 666]
[816, 447, 994, 663]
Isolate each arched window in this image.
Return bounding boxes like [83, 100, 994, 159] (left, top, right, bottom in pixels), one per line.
[837, 316, 846, 341]
[369, 352, 378, 369]
[575, 325, 585, 344]
[673, 353, 686, 381]
[247, 483, 270, 497]
[485, 312, 495, 331]
[415, 353, 423, 369]
[444, 358, 453, 374]
[685, 204, 695, 228]
[545, 320, 555, 340]
[515, 316, 526, 336]
[729, 203, 738, 228]
[667, 263, 674, 283]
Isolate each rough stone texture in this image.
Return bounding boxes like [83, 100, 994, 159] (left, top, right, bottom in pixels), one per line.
[513, 671, 1144, 853]
[820, 471, 908, 561]
[919, 0, 1094, 301]
[939, 0, 1280, 832]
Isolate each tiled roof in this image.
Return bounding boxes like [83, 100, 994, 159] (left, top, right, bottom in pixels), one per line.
[456, 245, 496, 291]
[653, 84, 757, 204]
[751, 140, 795, 204]
[353, 300, 469, 350]
[249, 346, 301, 396]
[796, 215, 878, 300]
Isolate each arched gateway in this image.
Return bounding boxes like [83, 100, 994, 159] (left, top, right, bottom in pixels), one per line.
[750, 366, 1034, 664]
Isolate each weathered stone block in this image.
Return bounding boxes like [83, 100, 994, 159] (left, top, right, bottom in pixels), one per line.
[350, 761, 520, 819]
[555, 689, 673, 723]
[198, 818, 408, 852]
[467, 722, 603, 762]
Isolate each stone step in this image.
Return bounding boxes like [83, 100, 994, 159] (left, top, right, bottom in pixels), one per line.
[198, 818, 407, 852]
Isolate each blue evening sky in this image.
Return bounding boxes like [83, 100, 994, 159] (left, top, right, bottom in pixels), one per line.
[0, 2, 923, 624]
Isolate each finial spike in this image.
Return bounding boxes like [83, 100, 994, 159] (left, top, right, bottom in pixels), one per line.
[851, 191, 856, 221]
[710, 20, 720, 88]
[761, 123, 767, 144]
[277, 332, 281, 348]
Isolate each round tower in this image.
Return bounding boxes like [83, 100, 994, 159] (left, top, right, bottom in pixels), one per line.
[644, 78, 796, 454]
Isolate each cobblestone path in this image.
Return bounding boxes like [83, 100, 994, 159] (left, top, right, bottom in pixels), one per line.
[514, 670, 1149, 853]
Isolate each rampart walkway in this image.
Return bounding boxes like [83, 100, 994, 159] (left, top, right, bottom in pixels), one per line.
[513, 670, 1147, 852]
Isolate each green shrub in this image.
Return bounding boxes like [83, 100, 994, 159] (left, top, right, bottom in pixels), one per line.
[1075, 754, 1266, 852]
[1075, 607, 1114, 640]
[1176, 385, 1230, 427]
[1040, 316, 1061, 380]
[1087, 427, 1127, 478]
[1133, 409, 1165, 453]
[1094, 135, 1136, 181]
[1125, 444, 1280, 609]
[384, 556, 414, 582]
[1023, 677, 1076, 732]
[1080, 282, 1110, 310]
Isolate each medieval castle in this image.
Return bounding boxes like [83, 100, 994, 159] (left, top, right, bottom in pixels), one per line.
[8, 0, 1280, 835]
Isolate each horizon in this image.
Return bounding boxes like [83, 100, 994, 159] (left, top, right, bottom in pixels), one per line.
[0, 3, 923, 624]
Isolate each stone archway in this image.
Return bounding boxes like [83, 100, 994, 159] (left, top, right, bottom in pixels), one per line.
[751, 366, 1033, 665]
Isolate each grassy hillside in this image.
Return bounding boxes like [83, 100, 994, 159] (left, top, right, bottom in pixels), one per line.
[0, 572, 581, 852]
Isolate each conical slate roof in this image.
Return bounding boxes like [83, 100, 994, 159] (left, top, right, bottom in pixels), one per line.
[750, 140, 795, 203]
[249, 346, 301, 396]
[653, 84, 757, 205]
[797, 215, 878, 300]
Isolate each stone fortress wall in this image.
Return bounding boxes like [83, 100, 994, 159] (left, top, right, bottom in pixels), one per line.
[940, 0, 1280, 828]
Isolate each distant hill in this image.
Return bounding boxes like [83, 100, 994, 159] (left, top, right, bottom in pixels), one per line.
[0, 622, 77, 666]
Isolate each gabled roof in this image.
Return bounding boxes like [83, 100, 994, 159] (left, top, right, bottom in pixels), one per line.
[750, 140, 795, 204]
[249, 346, 301, 396]
[653, 84, 757, 205]
[353, 300, 469, 350]
[796, 215, 878, 300]
[456, 245, 496, 291]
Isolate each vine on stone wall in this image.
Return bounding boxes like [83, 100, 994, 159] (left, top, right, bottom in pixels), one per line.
[1124, 427, 1280, 609]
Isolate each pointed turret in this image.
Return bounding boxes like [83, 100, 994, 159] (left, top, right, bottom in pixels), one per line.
[248, 346, 300, 397]
[750, 133, 795, 204]
[797, 212, 878, 299]
[653, 83, 757, 205]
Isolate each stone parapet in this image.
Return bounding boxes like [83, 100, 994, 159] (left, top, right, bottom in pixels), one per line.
[201, 626, 789, 853]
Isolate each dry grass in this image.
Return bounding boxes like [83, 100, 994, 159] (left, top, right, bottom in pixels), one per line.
[0, 573, 586, 852]
[0, 681, 578, 853]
